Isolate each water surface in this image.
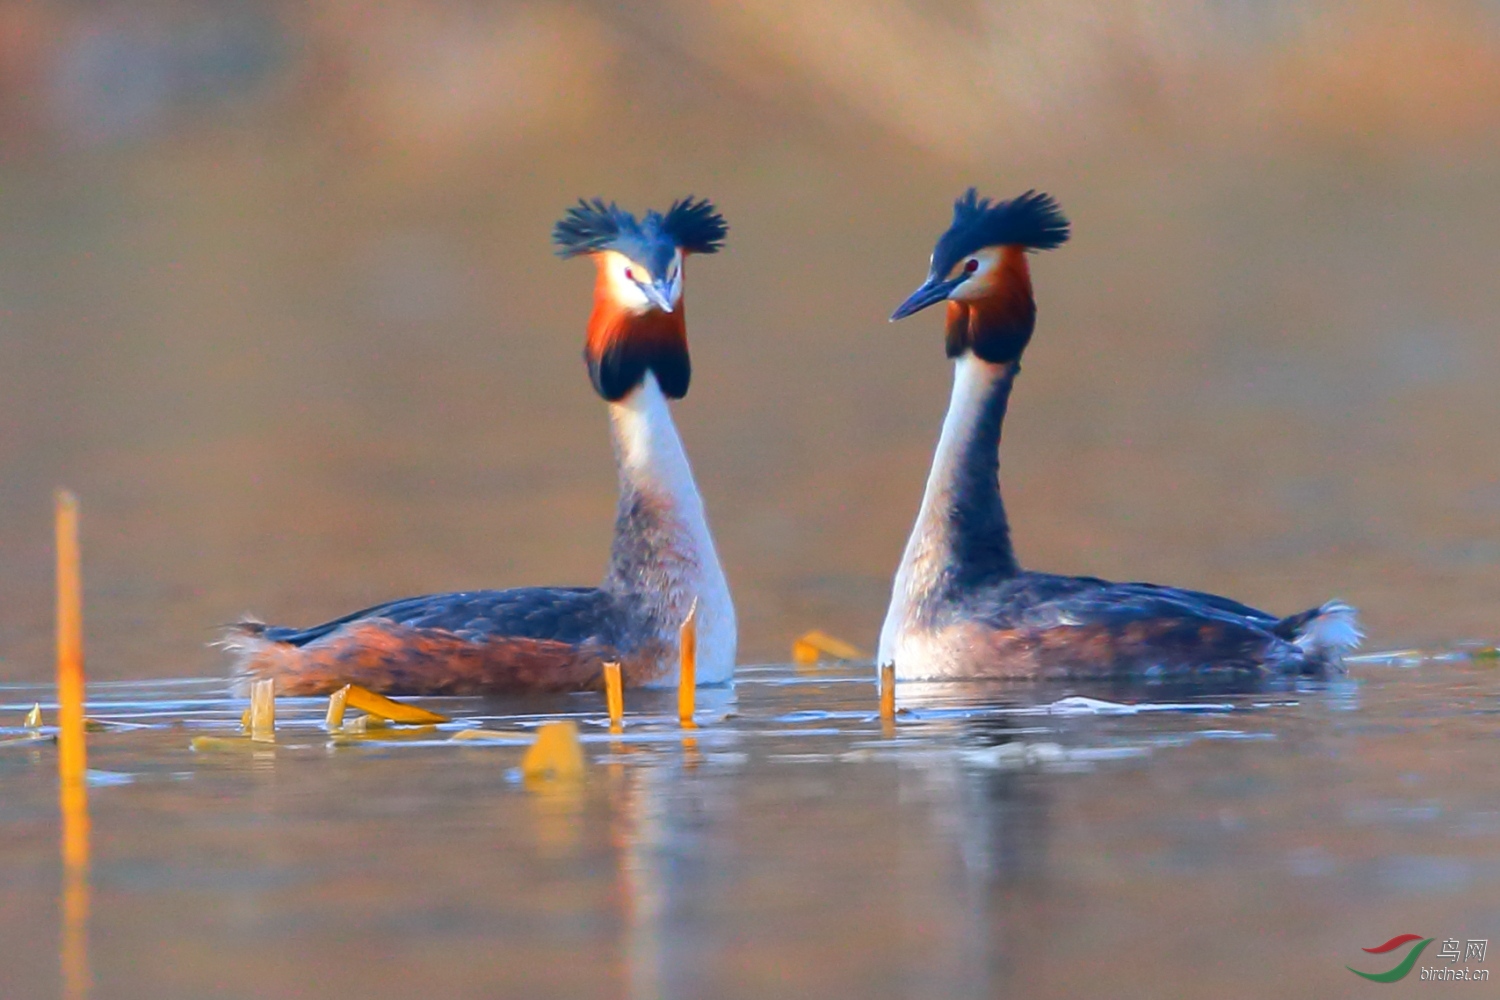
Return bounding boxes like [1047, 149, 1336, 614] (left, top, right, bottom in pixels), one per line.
[2, 656, 1497, 998]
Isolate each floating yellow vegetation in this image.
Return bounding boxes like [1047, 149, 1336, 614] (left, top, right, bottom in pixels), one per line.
[191, 736, 274, 753]
[328, 722, 437, 745]
[522, 721, 585, 782]
[678, 600, 698, 729]
[24, 704, 42, 729]
[792, 630, 864, 665]
[603, 661, 623, 731]
[340, 714, 387, 735]
[344, 684, 450, 725]
[249, 677, 276, 743]
[451, 729, 532, 744]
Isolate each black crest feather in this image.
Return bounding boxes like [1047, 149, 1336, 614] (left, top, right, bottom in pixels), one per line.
[661, 196, 727, 255]
[552, 198, 629, 259]
[553, 196, 727, 274]
[929, 189, 1070, 280]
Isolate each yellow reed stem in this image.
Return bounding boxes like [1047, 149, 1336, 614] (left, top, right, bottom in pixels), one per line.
[249, 677, 275, 743]
[25, 703, 42, 729]
[677, 600, 698, 729]
[325, 685, 349, 732]
[879, 663, 896, 721]
[55, 491, 86, 785]
[603, 661, 623, 732]
[55, 490, 91, 999]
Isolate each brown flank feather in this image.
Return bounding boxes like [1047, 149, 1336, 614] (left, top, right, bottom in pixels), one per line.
[233, 620, 670, 696]
[950, 617, 1281, 680]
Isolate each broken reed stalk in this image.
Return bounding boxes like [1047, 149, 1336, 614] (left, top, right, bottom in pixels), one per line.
[603, 662, 623, 732]
[879, 663, 896, 722]
[343, 684, 449, 724]
[55, 490, 87, 788]
[325, 685, 349, 732]
[677, 600, 698, 729]
[249, 677, 275, 743]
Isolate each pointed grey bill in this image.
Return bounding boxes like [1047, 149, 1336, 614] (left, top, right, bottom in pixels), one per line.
[891, 275, 963, 321]
[639, 278, 677, 313]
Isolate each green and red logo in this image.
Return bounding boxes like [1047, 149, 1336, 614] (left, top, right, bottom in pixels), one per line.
[1348, 934, 1434, 983]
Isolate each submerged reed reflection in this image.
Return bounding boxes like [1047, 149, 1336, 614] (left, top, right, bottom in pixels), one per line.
[886, 714, 1057, 998]
[59, 777, 90, 1000]
[614, 754, 742, 1000]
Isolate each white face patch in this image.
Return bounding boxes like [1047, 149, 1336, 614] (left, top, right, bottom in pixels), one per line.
[600, 248, 683, 313]
[601, 250, 652, 313]
[948, 247, 1001, 302]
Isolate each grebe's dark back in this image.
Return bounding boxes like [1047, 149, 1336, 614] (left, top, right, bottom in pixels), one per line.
[879, 189, 1360, 681]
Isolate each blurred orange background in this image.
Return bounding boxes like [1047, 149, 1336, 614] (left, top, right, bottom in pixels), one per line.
[0, 0, 1497, 678]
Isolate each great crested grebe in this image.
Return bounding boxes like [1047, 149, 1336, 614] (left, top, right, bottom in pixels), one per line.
[879, 188, 1361, 681]
[226, 197, 736, 695]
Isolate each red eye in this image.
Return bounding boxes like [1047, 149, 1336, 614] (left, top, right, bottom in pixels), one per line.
[624, 268, 636, 281]
[964, 258, 979, 273]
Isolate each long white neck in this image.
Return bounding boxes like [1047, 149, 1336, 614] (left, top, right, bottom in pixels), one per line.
[606, 374, 736, 686]
[878, 355, 1018, 667]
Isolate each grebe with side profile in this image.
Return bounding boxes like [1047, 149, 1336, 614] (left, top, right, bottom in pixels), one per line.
[226, 197, 736, 695]
[879, 188, 1361, 682]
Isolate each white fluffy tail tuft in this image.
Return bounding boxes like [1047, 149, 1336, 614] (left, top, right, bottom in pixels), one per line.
[1292, 600, 1364, 658]
[216, 618, 274, 697]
